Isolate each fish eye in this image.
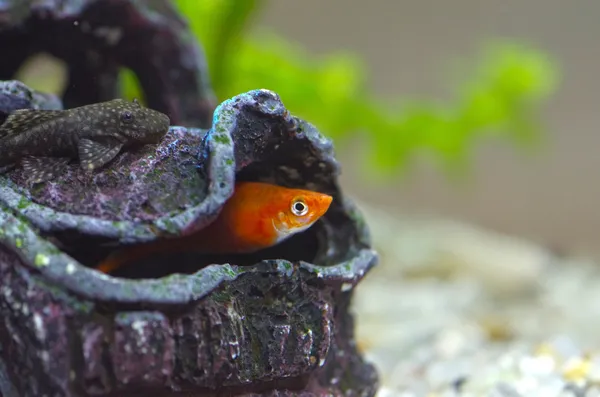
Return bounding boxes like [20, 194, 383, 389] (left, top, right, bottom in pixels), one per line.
[121, 111, 134, 123]
[291, 200, 308, 216]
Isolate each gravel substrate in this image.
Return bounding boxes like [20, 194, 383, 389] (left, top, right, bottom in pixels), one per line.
[352, 201, 600, 396]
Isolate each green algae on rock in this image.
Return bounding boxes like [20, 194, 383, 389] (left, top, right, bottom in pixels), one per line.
[0, 83, 379, 396]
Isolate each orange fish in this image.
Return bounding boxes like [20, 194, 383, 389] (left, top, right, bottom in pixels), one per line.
[95, 181, 333, 274]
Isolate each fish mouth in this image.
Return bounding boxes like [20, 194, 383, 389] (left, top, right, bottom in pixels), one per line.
[138, 117, 170, 144]
[158, 113, 171, 127]
[318, 195, 333, 216]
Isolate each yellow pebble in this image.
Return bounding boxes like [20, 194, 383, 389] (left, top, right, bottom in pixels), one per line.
[478, 316, 514, 341]
[562, 357, 591, 382]
[534, 342, 557, 358]
[534, 342, 561, 365]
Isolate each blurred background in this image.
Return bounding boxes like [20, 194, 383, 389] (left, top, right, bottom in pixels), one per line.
[252, 2, 600, 394]
[257, 0, 598, 258]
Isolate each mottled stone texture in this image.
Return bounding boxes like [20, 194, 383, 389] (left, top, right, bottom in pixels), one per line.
[0, 248, 377, 397]
[0, 80, 62, 123]
[0, 9, 379, 395]
[0, 0, 216, 127]
[0, 85, 379, 396]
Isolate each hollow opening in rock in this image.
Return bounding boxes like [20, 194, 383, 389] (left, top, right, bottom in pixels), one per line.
[53, 165, 334, 279]
[57, 221, 325, 279]
[13, 53, 68, 99]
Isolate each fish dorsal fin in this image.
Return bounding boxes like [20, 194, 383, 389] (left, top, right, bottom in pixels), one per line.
[0, 109, 63, 139]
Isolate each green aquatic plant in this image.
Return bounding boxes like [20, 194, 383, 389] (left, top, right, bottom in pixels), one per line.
[120, 0, 559, 177]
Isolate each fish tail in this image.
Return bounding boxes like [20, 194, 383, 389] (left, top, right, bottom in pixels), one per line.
[95, 234, 197, 274]
[95, 247, 141, 274]
[95, 253, 128, 274]
[95, 240, 165, 274]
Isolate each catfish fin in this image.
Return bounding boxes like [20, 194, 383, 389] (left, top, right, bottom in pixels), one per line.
[78, 138, 124, 171]
[21, 157, 70, 183]
[0, 109, 63, 139]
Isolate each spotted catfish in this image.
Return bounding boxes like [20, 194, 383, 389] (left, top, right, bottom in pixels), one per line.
[0, 98, 170, 182]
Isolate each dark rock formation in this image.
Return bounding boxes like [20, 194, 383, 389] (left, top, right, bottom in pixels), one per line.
[0, 79, 62, 123]
[0, 84, 379, 396]
[0, 0, 216, 127]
